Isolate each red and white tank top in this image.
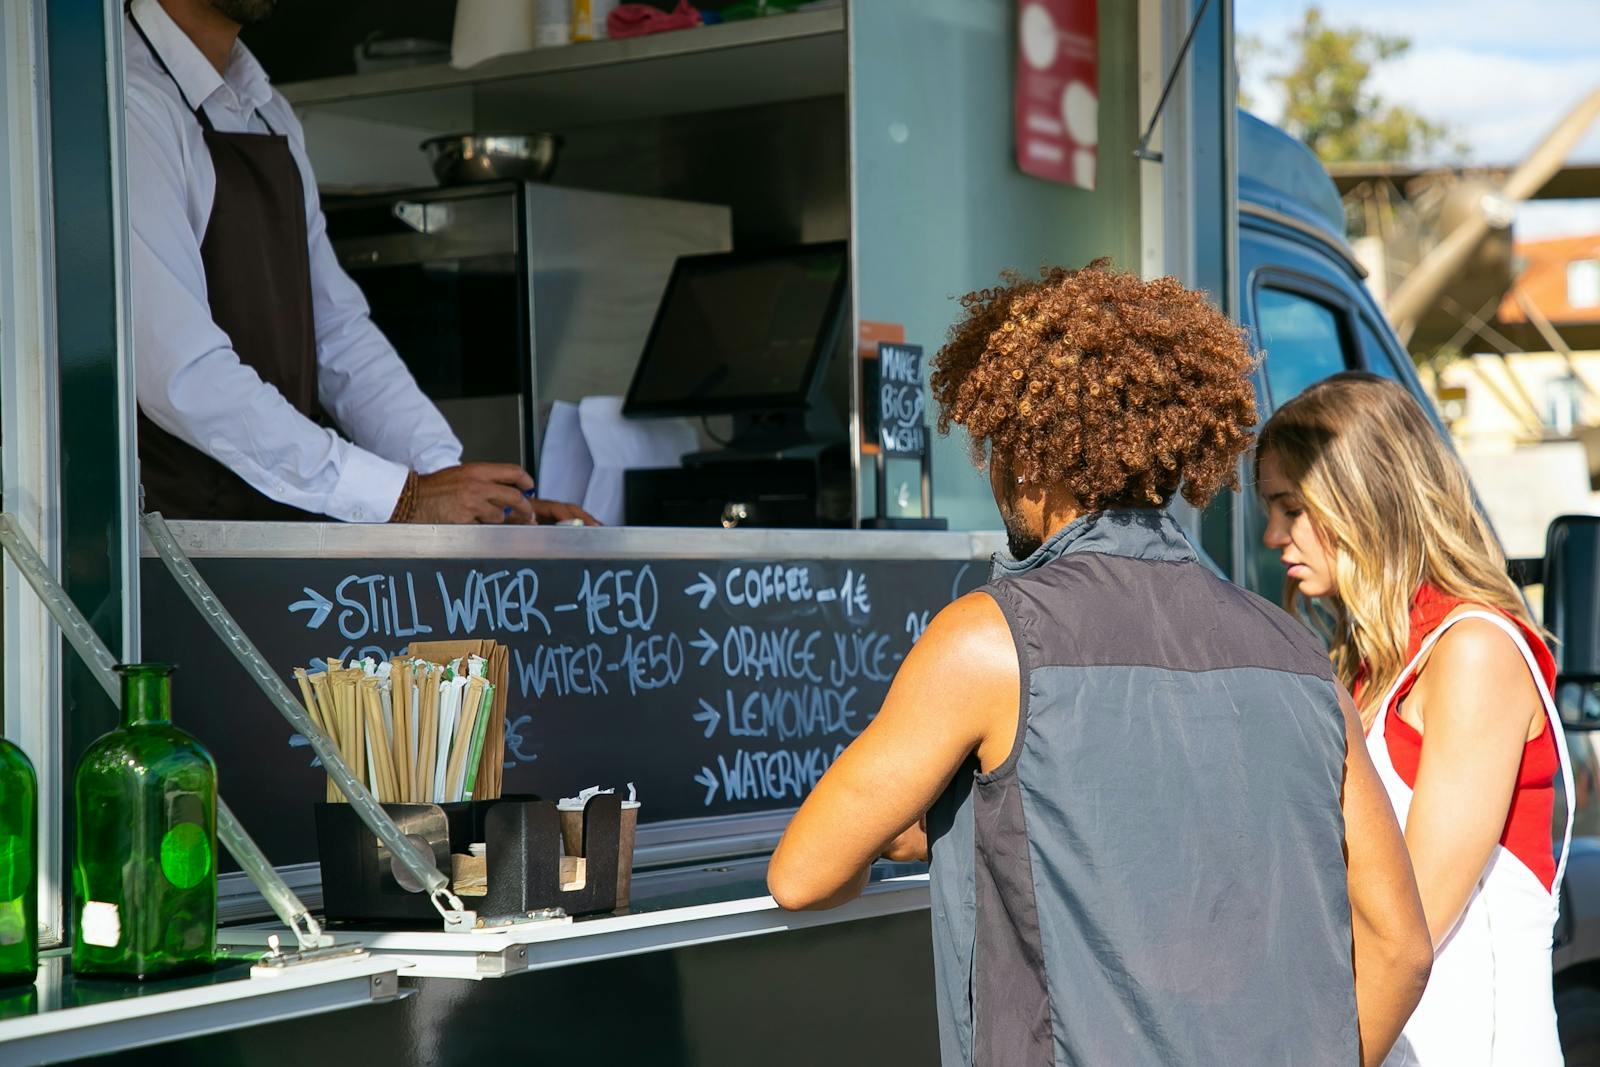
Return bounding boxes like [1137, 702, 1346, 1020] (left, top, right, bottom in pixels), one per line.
[1360, 585, 1560, 890]
[1357, 586, 1573, 1065]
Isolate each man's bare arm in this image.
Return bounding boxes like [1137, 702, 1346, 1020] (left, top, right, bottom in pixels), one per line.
[1339, 685, 1433, 1066]
[767, 592, 1017, 910]
[882, 818, 929, 863]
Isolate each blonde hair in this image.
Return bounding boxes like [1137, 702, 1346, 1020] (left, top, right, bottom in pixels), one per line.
[1255, 372, 1537, 713]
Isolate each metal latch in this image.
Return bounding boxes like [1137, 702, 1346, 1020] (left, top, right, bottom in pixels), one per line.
[442, 907, 569, 934]
[251, 933, 369, 976]
[393, 200, 452, 234]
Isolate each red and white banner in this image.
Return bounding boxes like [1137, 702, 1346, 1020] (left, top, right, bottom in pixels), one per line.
[1015, 0, 1099, 189]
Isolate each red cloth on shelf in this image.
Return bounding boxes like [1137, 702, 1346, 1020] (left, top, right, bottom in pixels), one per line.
[607, 1, 704, 39]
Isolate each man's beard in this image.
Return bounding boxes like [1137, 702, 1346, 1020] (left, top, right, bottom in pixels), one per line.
[1004, 518, 1042, 561]
[210, 0, 277, 26]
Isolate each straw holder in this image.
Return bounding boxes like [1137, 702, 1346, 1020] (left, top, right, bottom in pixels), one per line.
[316, 794, 623, 922]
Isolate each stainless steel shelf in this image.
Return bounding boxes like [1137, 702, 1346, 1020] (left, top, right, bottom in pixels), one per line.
[280, 8, 846, 128]
[0, 952, 403, 1066]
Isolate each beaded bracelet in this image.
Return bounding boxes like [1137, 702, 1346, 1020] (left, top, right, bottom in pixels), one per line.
[389, 470, 420, 523]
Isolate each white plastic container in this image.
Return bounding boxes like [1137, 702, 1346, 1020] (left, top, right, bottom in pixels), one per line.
[451, 0, 538, 68]
[535, 0, 572, 48]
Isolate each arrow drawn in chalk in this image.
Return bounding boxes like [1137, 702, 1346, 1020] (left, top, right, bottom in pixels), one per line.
[684, 572, 717, 610]
[288, 587, 333, 629]
[693, 696, 725, 738]
[694, 766, 719, 806]
[690, 628, 719, 666]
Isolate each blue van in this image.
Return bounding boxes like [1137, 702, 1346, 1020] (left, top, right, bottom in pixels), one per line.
[1226, 111, 1600, 1060]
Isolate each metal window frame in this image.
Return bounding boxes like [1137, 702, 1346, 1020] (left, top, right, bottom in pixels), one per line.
[1136, 0, 1167, 282]
[5, 0, 143, 946]
[0, 0, 63, 947]
[1152, 0, 1237, 553]
[1247, 266, 1363, 411]
[106, 0, 142, 660]
[43, 0, 140, 660]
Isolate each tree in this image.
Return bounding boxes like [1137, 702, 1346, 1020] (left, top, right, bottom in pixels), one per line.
[1245, 6, 1463, 164]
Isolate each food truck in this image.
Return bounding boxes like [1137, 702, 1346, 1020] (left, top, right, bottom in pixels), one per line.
[9, 1, 1597, 1064]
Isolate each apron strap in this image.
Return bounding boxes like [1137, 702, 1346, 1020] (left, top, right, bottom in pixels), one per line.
[127, 5, 199, 115]
[1382, 609, 1576, 893]
[126, 3, 277, 136]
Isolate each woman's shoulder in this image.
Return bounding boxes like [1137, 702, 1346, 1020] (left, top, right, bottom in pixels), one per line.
[1425, 601, 1526, 659]
[1417, 604, 1543, 711]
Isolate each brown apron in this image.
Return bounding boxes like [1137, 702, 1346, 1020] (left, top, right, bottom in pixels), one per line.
[132, 12, 321, 521]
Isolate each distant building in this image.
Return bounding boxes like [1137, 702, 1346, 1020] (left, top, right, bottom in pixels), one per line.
[1328, 161, 1600, 354]
[1325, 159, 1600, 549]
[1500, 234, 1600, 327]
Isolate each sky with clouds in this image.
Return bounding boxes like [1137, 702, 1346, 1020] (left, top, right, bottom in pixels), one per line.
[1235, 0, 1600, 239]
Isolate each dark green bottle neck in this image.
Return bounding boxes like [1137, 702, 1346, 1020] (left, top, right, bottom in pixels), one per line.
[120, 671, 171, 726]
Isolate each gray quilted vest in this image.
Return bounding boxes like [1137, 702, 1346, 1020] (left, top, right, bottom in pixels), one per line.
[927, 508, 1358, 1065]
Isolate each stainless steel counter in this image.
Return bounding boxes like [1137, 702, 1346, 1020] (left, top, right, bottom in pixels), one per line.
[219, 869, 931, 981]
[142, 520, 1005, 562]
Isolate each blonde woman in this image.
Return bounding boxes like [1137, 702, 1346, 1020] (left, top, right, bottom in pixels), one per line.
[1256, 371, 1573, 1064]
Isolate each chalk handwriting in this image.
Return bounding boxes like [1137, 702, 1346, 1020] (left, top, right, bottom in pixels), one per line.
[617, 631, 684, 695]
[837, 569, 871, 617]
[576, 566, 659, 636]
[905, 610, 932, 643]
[699, 743, 849, 805]
[718, 625, 825, 683]
[880, 344, 920, 385]
[504, 714, 538, 766]
[437, 568, 550, 636]
[321, 572, 433, 641]
[684, 572, 717, 609]
[828, 630, 894, 686]
[514, 642, 609, 699]
[724, 564, 814, 609]
[722, 684, 863, 741]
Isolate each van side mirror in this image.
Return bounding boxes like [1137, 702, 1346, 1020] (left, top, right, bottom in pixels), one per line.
[1544, 515, 1600, 730]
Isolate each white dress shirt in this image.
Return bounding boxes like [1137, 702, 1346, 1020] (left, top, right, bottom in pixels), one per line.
[124, 0, 461, 523]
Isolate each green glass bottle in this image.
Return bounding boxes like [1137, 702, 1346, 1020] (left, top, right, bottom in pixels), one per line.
[73, 664, 216, 979]
[0, 736, 36, 985]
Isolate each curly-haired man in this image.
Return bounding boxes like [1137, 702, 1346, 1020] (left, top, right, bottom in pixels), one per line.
[770, 262, 1431, 1065]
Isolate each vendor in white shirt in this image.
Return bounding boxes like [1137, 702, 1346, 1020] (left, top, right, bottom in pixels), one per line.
[125, 0, 596, 526]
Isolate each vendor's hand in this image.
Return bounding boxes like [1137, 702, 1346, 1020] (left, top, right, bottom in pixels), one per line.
[407, 463, 536, 524]
[531, 499, 602, 526]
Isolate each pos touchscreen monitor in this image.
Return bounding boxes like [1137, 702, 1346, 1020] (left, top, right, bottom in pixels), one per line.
[622, 242, 847, 420]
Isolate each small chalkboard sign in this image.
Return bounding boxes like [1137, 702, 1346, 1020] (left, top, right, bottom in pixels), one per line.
[875, 342, 926, 457]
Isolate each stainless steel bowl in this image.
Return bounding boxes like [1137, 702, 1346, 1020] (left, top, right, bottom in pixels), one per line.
[421, 132, 560, 186]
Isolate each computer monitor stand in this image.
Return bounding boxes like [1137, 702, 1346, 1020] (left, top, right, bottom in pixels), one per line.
[681, 406, 840, 466]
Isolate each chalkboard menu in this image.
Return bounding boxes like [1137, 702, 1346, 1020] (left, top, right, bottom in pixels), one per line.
[141, 553, 987, 866]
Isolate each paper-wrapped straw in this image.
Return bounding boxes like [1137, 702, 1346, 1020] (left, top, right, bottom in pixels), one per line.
[298, 648, 509, 808]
